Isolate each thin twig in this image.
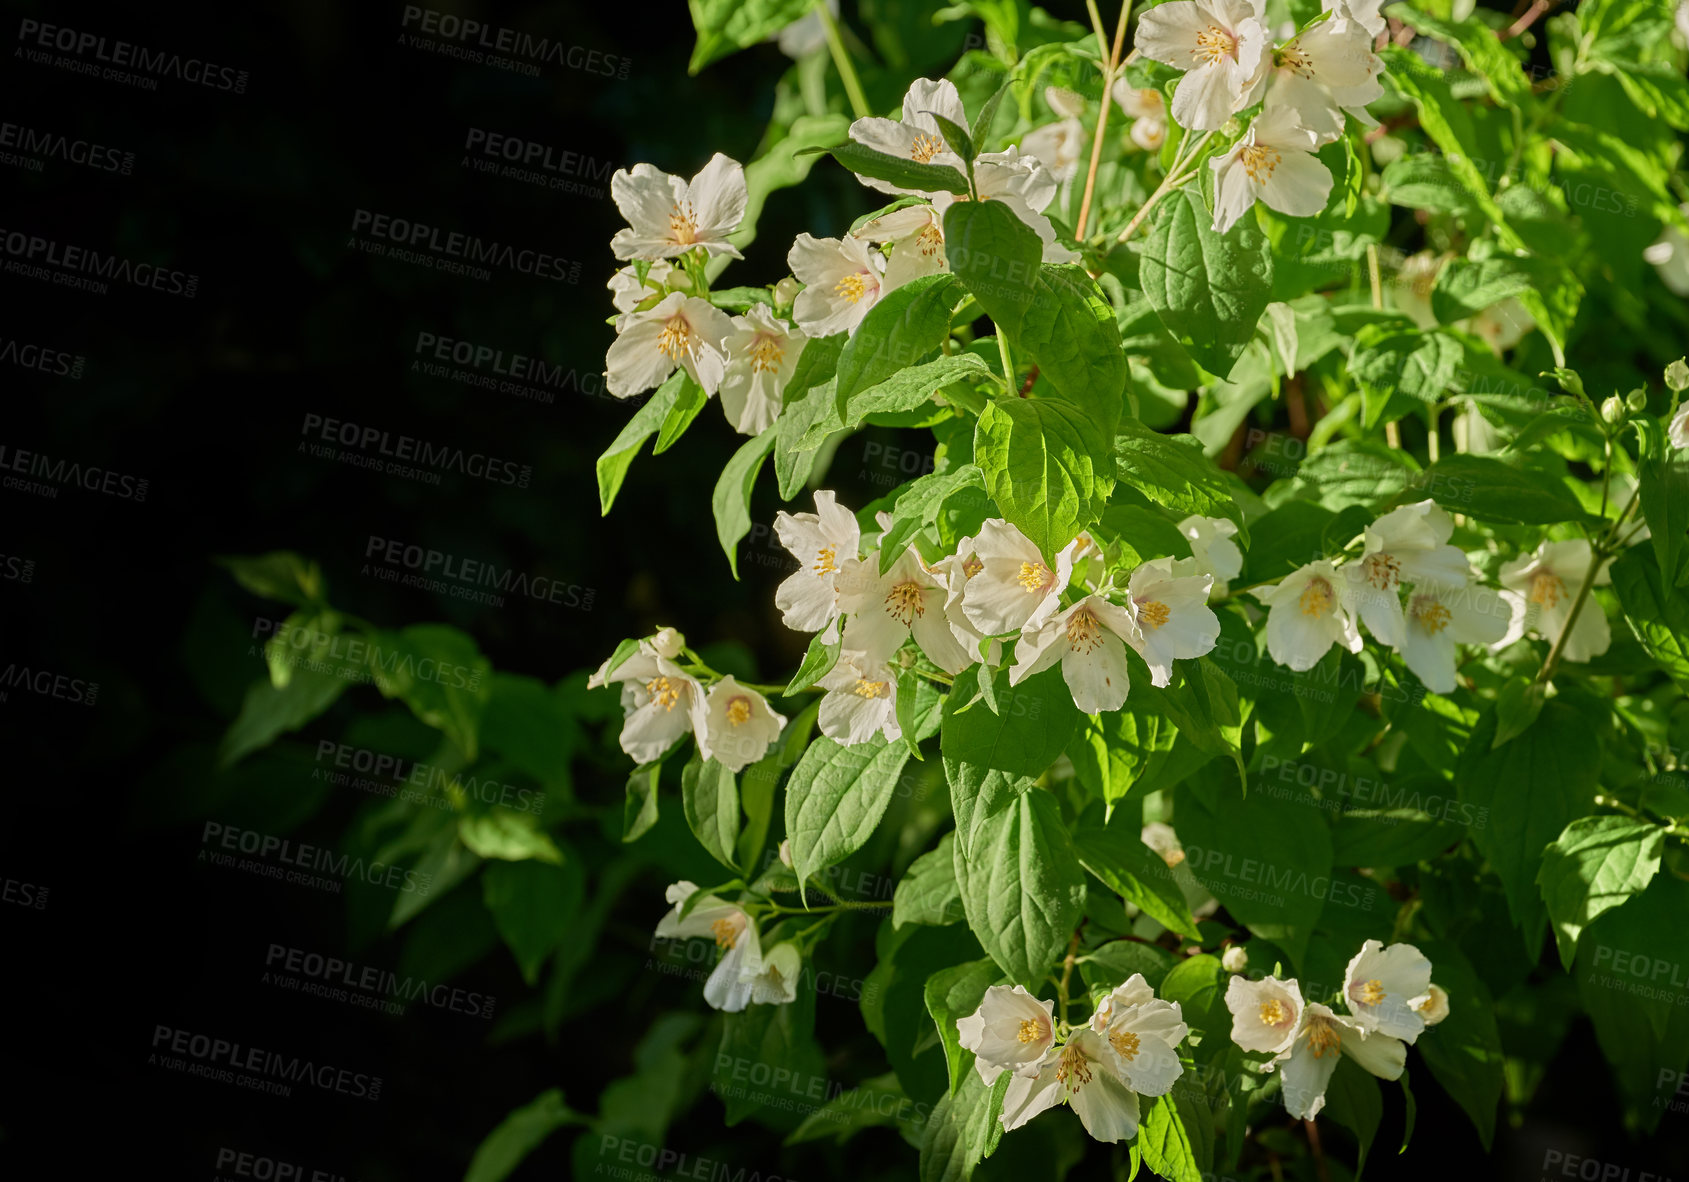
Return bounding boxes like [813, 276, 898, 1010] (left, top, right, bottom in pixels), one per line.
[1076, 0, 1134, 240]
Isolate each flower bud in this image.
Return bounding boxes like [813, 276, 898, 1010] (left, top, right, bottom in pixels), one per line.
[1221, 946, 1249, 973]
[1413, 983, 1450, 1026]
[778, 838, 793, 868]
[650, 626, 685, 659]
[1627, 388, 1649, 413]
[1666, 358, 1689, 393]
[1549, 367, 1585, 398]
[1601, 394, 1626, 424]
[773, 276, 801, 310]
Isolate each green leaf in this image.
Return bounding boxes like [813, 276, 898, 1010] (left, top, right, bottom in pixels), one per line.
[1157, 954, 1231, 1054]
[878, 465, 987, 573]
[1236, 500, 1336, 584]
[598, 370, 684, 514]
[801, 354, 993, 447]
[1015, 265, 1130, 435]
[941, 664, 1078, 778]
[774, 333, 846, 497]
[1389, 5, 1533, 108]
[835, 273, 959, 405]
[1637, 440, 1689, 589]
[687, 0, 813, 72]
[785, 736, 912, 897]
[738, 701, 814, 871]
[785, 626, 844, 694]
[623, 762, 661, 842]
[952, 783, 1087, 987]
[919, 1070, 1009, 1182]
[1073, 819, 1202, 939]
[1114, 420, 1240, 524]
[653, 374, 708, 454]
[1348, 328, 1461, 429]
[928, 111, 975, 165]
[1078, 940, 1178, 995]
[1430, 257, 1535, 323]
[683, 753, 741, 872]
[924, 957, 1003, 1093]
[464, 1089, 584, 1182]
[1610, 547, 1689, 692]
[219, 671, 348, 768]
[1138, 1088, 1213, 1182]
[944, 200, 1043, 339]
[944, 762, 1037, 861]
[1537, 815, 1664, 970]
[458, 810, 564, 864]
[713, 427, 778, 578]
[1066, 708, 1168, 815]
[1417, 941, 1504, 1149]
[716, 987, 828, 1127]
[366, 625, 492, 759]
[217, 551, 324, 607]
[1380, 48, 1516, 241]
[895, 832, 965, 930]
[1457, 702, 1600, 945]
[785, 1073, 922, 1145]
[974, 398, 1113, 557]
[1413, 453, 1584, 524]
[482, 860, 580, 985]
[821, 140, 972, 196]
[1324, 1056, 1383, 1177]
[1140, 187, 1273, 380]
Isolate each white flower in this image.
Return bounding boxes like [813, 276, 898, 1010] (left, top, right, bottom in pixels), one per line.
[847, 78, 970, 197]
[852, 204, 948, 291]
[1326, 0, 1388, 41]
[654, 882, 759, 1012]
[817, 653, 902, 745]
[1136, 0, 1269, 132]
[1225, 974, 1305, 1055]
[774, 490, 862, 633]
[1671, 402, 1689, 450]
[1258, 559, 1363, 671]
[1470, 298, 1535, 354]
[1645, 212, 1689, 297]
[838, 548, 974, 674]
[742, 940, 802, 1005]
[608, 259, 685, 314]
[1209, 104, 1333, 234]
[1399, 582, 1509, 693]
[1221, 946, 1249, 973]
[778, 838, 794, 867]
[1000, 1007, 1180, 1144]
[1345, 499, 1474, 648]
[930, 147, 1080, 265]
[1126, 558, 1220, 687]
[1275, 1002, 1405, 1120]
[1011, 594, 1142, 714]
[1087, 974, 1190, 1100]
[589, 645, 707, 764]
[698, 675, 786, 773]
[933, 538, 1003, 666]
[959, 519, 1078, 636]
[719, 305, 807, 436]
[1246, 14, 1384, 143]
[606, 291, 733, 399]
[1021, 117, 1085, 184]
[611, 154, 747, 261]
[1112, 81, 1169, 151]
[1496, 539, 1612, 663]
[789, 233, 886, 338]
[957, 984, 1056, 1084]
[1410, 984, 1450, 1027]
[1177, 514, 1244, 589]
[774, 0, 834, 57]
[1343, 940, 1433, 1042]
[649, 626, 686, 659]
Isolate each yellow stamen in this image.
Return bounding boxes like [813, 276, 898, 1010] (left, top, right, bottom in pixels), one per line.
[1275, 44, 1314, 78]
[1193, 25, 1238, 65]
[813, 546, 838, 577]
[1055, 1043, 1093, 1092]
[1017, 1019, 1042, 1044]
[646, 676, 680, 711]
[726, 697, 751, 726]
[962, 556, 984, 579]
[1299, 577, 1334, 618]
[1529, 571, 1563, 608]
[669, 200, 699, 245]
[916, 224, 944, 257]
[1137, 600, 1171, 630]
[749, 335, 784, 374]
[710, 917, 739, 949]
[884, 580, 925, 624]
[1239, 142, 1282, 184]
[852, 678, 890, 700]
[1259, 1000, 1289, 1026]
[1362, 552, 1401, 590]
[1066, 609, 1104, 654]
[1307, 1019, 1341, 1059]
[1017, 561, 1051, 592]
[1110, 1031, 1141, 1062]
[656, 317, 694, 361]
[909, 133, 945, 163]
[1414, 600, 1452, 635]
[833, 273, 870, 304]
[1358, 978, 1387, 1006]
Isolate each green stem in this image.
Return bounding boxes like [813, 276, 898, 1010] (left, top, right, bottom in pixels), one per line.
[996, 331, 1016, 389]
[817, 1, 870, 121]
[1115, 131, 1215, 243]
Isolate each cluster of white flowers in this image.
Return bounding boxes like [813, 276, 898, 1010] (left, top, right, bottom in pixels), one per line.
[587, 627, 788, 772]
[1133, 0, 1387, 232]
[653, 881, 801, 1012]
[1225, 939, 1447, 1119]
[959, 975, 1191, 1142]
[773, 491, 1240, 734]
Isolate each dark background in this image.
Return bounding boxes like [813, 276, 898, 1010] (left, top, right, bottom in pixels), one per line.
[0, 2, 1682, 1179]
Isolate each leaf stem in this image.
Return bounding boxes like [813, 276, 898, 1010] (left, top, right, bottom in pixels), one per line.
[996, 331, 1016, 388]
[817, 1, 870, 121]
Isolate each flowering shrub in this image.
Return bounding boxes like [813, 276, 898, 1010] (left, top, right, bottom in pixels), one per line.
[217, 0, 1689, 1177]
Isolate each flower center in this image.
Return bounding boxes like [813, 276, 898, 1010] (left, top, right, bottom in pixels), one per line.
[656, 316, 695, 361]
[750, 335, 784, 374]
[1275, 44, 1315, 78]
[1358, 978, 1387, 1006]
[1055, 1043, 1094, 1092]
[1017, 560, 1051, 592]
[1259, 1000, 1290, 1027]
[1413, 598, 1453, 635]
[884, 580, 926, 625]
[1193, 24, 1238, 64]
[1137, 599, 1171, 630]
[726, 696, 751, 726]
[1529, 571, 1563, 608]
[852, 678, 890, 700]
[1110, 1031, 1141, 1062]
[646, 676, 680, 711]
[962, 556, 984, 579]
[1299, 577, 1334, 618]
[1017, 1019, 1042, 1044]
[669, 200, 699, 245]
[813, 546, 838, 577]
[1307, 1018, 1341, 1059]
[710, 916, 739, 949]
[1239, 143, 1282, 184]
[833, 273, 871, 304]
[909, 133, 945, 163]
[1362, 552, 1402, 590]
[916, 224, 944, 257]
[1066, 609, 1104, 654]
